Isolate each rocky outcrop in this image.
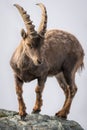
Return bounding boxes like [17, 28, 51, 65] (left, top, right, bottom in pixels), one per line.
[0, 109, 84, 130]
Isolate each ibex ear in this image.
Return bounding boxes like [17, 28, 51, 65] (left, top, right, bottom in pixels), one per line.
[21, 29, 27, 39]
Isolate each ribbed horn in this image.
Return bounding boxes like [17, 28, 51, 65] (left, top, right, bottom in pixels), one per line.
[36, 3, 47, 37]
[14, 4, 37, 37]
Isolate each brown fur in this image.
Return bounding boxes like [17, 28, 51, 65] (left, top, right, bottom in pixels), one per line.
[10, 4, 84, 120]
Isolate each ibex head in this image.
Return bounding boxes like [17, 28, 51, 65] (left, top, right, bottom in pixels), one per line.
[14, 3, 47, 65]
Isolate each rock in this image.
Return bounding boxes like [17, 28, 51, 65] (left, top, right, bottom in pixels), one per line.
[0, 109, 84, 130]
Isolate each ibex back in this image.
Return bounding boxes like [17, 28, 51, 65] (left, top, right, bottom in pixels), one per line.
[10, 3, 84, 120]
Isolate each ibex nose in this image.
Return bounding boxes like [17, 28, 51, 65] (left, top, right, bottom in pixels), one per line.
[37, 59, 42, 65]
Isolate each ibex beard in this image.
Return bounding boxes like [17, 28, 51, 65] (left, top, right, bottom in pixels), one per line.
[10, 3, 84, 120]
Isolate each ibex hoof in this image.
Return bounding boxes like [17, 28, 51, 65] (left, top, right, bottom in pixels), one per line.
[20, 113, 27, 121]
[55, 112, 67, 119]
[32, 109, 41, 114]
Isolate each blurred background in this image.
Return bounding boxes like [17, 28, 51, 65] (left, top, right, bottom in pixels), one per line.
[0, 0, 87, 129]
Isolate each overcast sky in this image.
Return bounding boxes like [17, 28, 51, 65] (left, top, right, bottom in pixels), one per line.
[0, 0, 87, 129]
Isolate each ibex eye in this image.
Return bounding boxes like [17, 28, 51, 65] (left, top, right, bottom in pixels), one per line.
[29, 44, 33, 49]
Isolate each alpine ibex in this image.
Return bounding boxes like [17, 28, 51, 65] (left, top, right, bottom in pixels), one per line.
[10, 3, 84, 120]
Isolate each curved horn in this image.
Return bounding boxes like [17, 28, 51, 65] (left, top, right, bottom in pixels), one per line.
[36, 3, 47, 37]
[14, 4, 37, 37]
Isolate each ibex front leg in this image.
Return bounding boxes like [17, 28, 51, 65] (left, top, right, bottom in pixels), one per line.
[15, 75, 27, 120]
[32, 77, 46, 113]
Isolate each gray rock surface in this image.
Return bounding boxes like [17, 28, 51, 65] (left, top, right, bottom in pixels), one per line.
[0, 109, 84, 130]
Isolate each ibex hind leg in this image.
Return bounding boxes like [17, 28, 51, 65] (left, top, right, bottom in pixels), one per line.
[55, 72, 72, 118]
[58, 53, 82, 118]
[55, 62, 78, 118]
